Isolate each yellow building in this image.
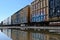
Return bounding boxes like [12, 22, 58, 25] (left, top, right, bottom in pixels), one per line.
[30, 0, 49, 22]
[11, 29, 60, 40]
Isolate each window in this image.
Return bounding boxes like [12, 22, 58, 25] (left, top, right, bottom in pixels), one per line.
[55, 6, 60, 17]
[41, 9, 44, 15]
[31, 33, 45, 40]
[42, 0, 44, 8]
[46, 0, 49, 6]
[43, 0, 46, 7]
[35, 4, 37, 10]
[38, 2, 40, 9]
[49, 0, 55, 8]
[41, 2, 42, 8]
[55, 0, 60, 7]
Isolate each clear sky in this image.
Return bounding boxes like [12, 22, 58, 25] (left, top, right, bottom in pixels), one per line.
[0, 0, 33, 23]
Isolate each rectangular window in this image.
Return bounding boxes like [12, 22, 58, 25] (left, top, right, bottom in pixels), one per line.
[49, 0, 55, 8]
[41, 9, 44, 15]
[31, 33, 46, 40]
[45, 7, 49, 15]
[38, 2, 40, 9]
[45, 7, 49, 20]
[38, 10, 40, 16]
[44, 8, 46, 15]
[42, 0, 44, 8]
[43, 0, 46, 7]
[41, 2, 42, 8]
[36, 4, 37, 10]
[46, 0, 49, 6]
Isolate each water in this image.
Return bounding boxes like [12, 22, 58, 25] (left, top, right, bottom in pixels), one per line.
[0, 31, 12, 40]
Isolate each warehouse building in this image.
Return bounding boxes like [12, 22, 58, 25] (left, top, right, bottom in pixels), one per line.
[0, 0, 60, 40]
[11, 5, 30, 26]
[11, 29, 60, 40]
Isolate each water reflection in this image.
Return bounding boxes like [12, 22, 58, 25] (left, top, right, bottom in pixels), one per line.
[0, 31, 12, 40]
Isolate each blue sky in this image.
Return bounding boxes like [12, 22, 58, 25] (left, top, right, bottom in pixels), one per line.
[0, 0, 33, 23]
